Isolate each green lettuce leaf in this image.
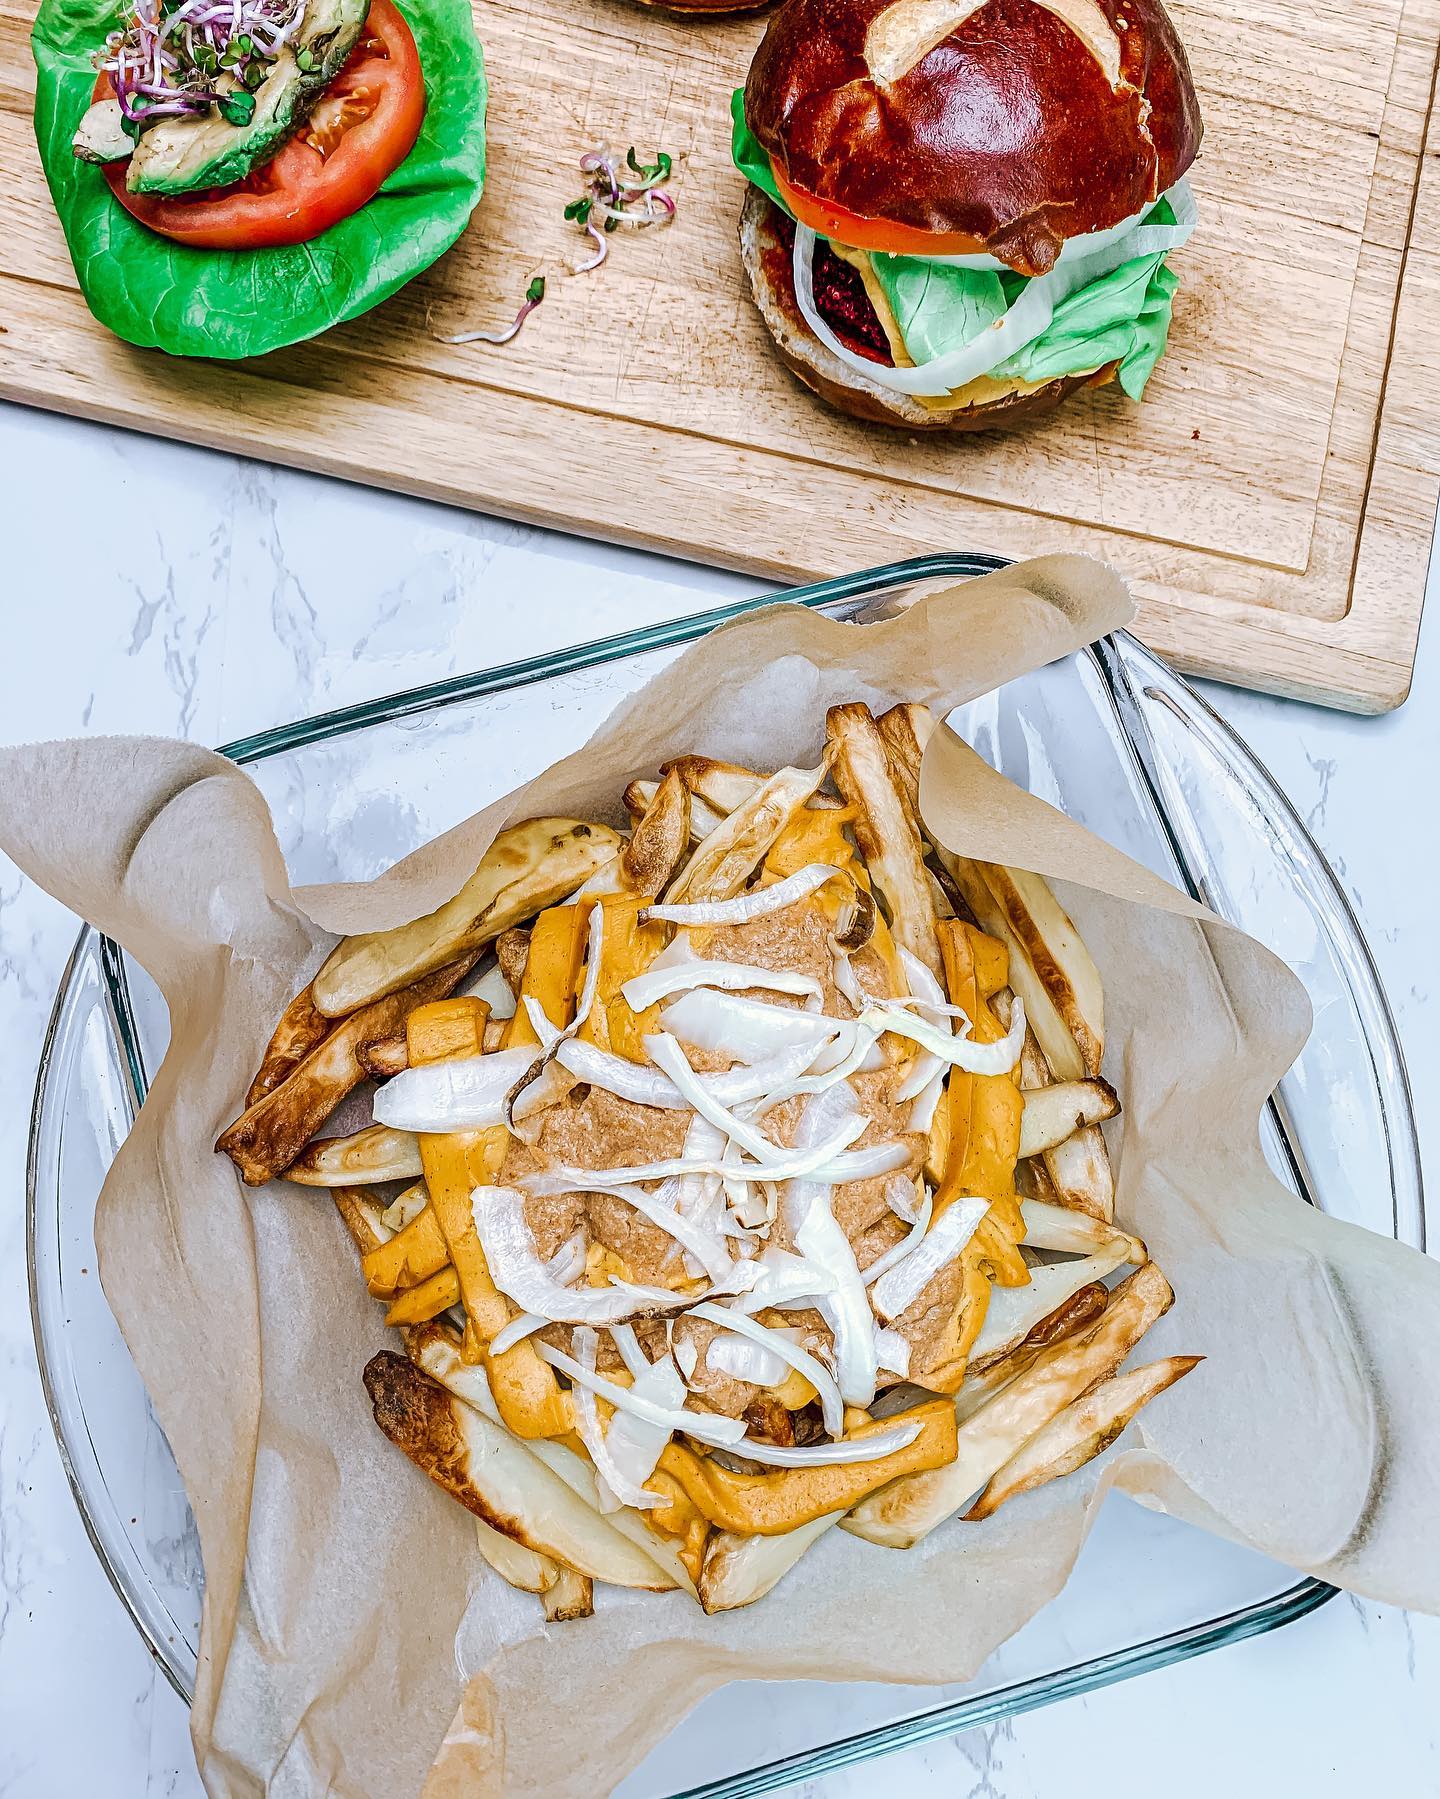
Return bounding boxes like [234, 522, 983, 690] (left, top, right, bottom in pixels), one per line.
[730, 85, 1178, 402]
[32, 0, 486, 358]
[731, 88, 783, 209]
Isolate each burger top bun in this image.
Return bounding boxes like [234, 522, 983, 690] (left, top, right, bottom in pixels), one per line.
[743, 0, 1202, 274]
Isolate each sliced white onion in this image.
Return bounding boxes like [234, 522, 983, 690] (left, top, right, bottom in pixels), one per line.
[624, 958, 824, 1014]
[641, 862, 841, 927]
[785, 1083, 879, 1408]
[660, 987, 843, 1061]
[886, 1173, 922, 1225]
[862, 1192, 935, 1288]
[808, 1139, 913, 1185]
[871, 1195, 993, 1322]
[509, 1057, 572, 1129]
[371, 1047, 540, 1132]
[727, 1245, 838, 1312]
[705, 1328, 791, 1389]
[831, 942, 866, 1011]
[568, 1177, 735, 1283]
[555, 1035, 828, 1115]
[571, 1326, 667, 1511]
[523, 994, 562, 1049]
[874, 1327, 912, 1379]
[457, 961, 518, 1020]
[895, 947, 949, 1104]
[859, 998, 1026, 1077]
[599, 1332, 688, 1510]
[473, 1187, 697, 1324]
[535, 1340, 748, 1448]
[720, 1421, 923, 1468]
[792, 180, 1198, 398]
[688, 1301, 844, 1435]
[573, 902, 605, 1035]
[489, 1311, 547, 1355]
[674, 1334, 699, 1382]
[908, 1070, 947, 1133]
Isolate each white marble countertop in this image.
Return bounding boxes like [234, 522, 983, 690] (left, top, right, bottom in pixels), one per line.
[1, 401, 1437, 1799]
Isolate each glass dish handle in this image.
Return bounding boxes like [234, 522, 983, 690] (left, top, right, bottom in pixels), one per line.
[1095, 632, 1423, 1249]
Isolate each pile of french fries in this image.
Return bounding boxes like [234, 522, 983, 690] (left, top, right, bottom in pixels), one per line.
[217, 702, 1196, 1617]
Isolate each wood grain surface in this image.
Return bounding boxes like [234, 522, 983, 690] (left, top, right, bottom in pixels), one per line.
[1, 0, 1436, 710]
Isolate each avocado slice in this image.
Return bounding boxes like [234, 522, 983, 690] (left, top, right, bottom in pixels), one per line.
[73, 94, 134, 162]
[119, 0, 369, 197]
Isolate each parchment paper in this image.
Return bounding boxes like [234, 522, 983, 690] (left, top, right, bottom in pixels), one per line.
[3, 554, 1438, 1799]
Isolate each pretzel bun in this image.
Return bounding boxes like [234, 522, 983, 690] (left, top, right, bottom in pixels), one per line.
[743, 0, 1201, 275]
[739, 188, 1118, 430]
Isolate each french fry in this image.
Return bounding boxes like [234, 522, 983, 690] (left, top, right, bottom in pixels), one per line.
[218, 958, 478, 1186]
[474, 1517, 561, 1596]
[1021, 1198, 1145, 1264]
[245, 980, 331, 1107]
[658, 1400, 957, 1535]
[874, 701, 933, 821]
[966, 1248, 1133, 1372]
[541, 1567, 594, 1621]
[627, 777, 728, 843]
[1019, 1078, 1119, 1158]
[620, 767, 690, 895]
[662, 756, 773, 817]
[697, 1511, 844, 1614]
[1041, 1122, 1117, 1223]
[843, 1263, 1174, 1548]
[410, 1327, 699, 1598]
[827, 703, 942, 980]
[357, 1035, 409, 1079]
[312, 818, 623, 1018]
[958, 1281, 1112, 1419]
[331, 1187, 391, 1259]
[964, 1355, 1202, 1519]
[283, 1124, 422, 1186]
[362, 1352, 676, 1589]
[385, 1266, 461, 1325]
[494, 928, 531, 997]
[362, 1203, 449, 1298]
[664, 763, 828, 902]
[381, 1181, 429, 1232]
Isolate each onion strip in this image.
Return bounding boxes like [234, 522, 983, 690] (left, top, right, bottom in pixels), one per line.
[535, 1341, 748, 1448]
[720, 1421, 923, 1468]
[687, 1302, 844, 1435]
[871, 1195, 992, 1322]
[640, 862, 840, 927]
[623, 959, 823, 1013]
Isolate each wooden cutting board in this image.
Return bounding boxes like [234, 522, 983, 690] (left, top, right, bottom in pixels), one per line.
[2, 0, 1437, 710]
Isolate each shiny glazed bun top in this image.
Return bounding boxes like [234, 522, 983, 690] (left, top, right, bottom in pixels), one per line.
[743, 0, 1202, 275]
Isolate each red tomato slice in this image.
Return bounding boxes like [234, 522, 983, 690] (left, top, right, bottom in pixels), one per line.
[772, 162, 989, 260]
[96, 0, 425, 250]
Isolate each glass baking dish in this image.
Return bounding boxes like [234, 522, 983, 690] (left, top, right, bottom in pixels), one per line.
[27, 554, 1423, 1797]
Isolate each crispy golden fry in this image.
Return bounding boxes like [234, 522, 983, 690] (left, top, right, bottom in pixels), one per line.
[218, 958, 478, 1186]
[665, 763, 827, 902]
[283, 1124, 423, 1187]
[362, 1352, 676, 1588]
[958, 1280, 1112, 1419]
[1019, 1078, 1119, 1158]
[1041, 1121, 1116, 1222]
[659, 1399, 957, 1536]
[1004, 1001, 1117, 1222]
[827, 703, 942, 980]
[627, 777, 727, 843]
[967, 1247, 1133, 1373]
[541, 1567, 594, 1621]
[621, 767, 691, 895]
[1021, 1198, 1145, 1263]
[384, 1181, 430, 1229]
[409, 1327, 698, 1595]
[964, 1355, 1202, 1519]
[331, 1187, 390, 1259]
[697, 1511, 844, 1614]
[312, 818, 623, 1018]
[494, 928, 531, 997]
[662, 756, 772, 816]
[945, 859, 1103, 1081]
[246, 980, 331, 1107]
[385, 1266, 461, 1325]
[874, 701, 933, 817]
[357, 1035, 409, 1079]
[474, 1517, 562, 1596]
[843, 1262, 1174, 1548]
[362, 1203, 449, 1298]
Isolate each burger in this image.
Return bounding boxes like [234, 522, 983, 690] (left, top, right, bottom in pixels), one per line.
[732, 0, 1202, 430]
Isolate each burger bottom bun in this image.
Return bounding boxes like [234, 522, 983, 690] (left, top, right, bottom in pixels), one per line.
[738, 189, 1117, 432]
